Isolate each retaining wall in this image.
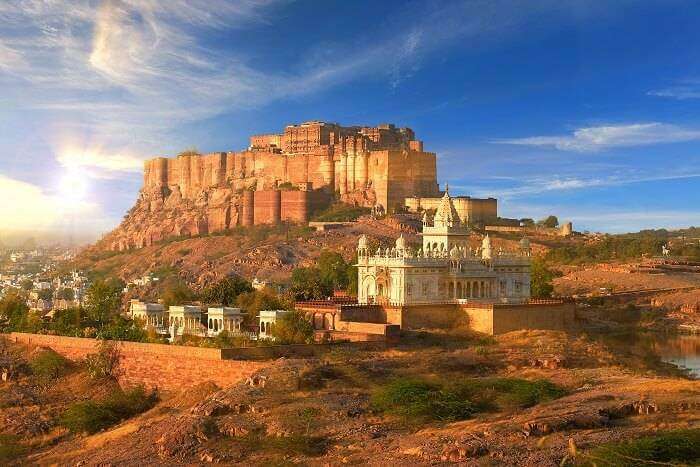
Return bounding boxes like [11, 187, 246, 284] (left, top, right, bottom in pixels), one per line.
[8, 333, 265, 391]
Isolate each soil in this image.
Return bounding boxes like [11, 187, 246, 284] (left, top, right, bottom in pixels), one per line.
[4, 330, 697, 466]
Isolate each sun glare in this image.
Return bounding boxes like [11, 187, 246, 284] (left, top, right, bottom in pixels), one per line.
[58, 167, 89, 204]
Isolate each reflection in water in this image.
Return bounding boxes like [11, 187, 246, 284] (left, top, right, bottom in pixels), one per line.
[588, 330, 700, 378]
[651, 334, 700, 378]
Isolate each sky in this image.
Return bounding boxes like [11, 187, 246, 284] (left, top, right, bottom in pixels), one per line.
[1, 0, 700, 244]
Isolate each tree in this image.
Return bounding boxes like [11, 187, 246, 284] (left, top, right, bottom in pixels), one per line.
[270, 310, 315, 344]
[160, 277, 196, 308]
[290, 267, 332, 301]
[236, 288, 292, 324]
[21, 279, 33, 291]
[0, 289, 31, 331]
[520, 218, 535, 227]
[85, 278, 124, 328]
[531, 257, 555, 298]
[538, 215, 559, 228]
[317, 250, 351, 290]
[200, 275, 252, 306]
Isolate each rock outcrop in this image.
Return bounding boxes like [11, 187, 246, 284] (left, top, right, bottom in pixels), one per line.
[98, 121, 440, 251]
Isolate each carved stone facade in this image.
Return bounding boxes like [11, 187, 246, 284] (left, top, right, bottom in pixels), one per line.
[356, 190, 531, 306]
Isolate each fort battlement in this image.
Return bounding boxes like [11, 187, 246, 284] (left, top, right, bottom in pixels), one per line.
[103, 121, 440, 251]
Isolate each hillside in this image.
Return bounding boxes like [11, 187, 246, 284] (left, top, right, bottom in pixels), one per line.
[75, 217, 535, 289]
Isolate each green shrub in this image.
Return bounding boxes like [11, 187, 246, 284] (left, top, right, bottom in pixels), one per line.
[371, 378, 474, 422]
[312, 203, 371, 222]
[454, 377, 566, 411]
[371, 377, 565, 423]
[29, 349, 70, 382]
[0, 434, 27, 462]
[578, 429, 700, 466]
[270, 310, 315, 345]
[59, 386, 157, 434]
[85, 340, 121, 380]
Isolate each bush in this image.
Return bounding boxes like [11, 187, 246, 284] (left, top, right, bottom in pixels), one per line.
[0, 434, 27, 463]
[270, 310, 315, 345]
[371, 378, 474, 422]
[29, 349, 70, 382]
[59, 386, 158, 434]
[85, 340, 121, 380]
[312, 203, 371, 222]
[371, 377, 565, 423]
[578, 428, 700, 466]
[454, 377, 566, 411]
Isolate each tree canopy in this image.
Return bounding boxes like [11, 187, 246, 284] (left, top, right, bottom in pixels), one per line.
[200, 275, 252, 306]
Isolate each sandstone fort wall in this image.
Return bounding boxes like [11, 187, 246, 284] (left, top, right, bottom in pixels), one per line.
[8, 333, 265, 391]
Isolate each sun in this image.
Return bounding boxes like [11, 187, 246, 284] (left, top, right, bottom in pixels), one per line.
[58, 167, 89, 204]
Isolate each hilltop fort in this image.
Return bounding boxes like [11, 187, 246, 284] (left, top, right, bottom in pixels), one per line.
[102, 121, 442, 251]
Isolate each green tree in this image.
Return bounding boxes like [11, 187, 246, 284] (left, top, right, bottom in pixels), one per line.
[237, 288, 292, 324]
[270, 310, 315, 344]
[200, 275, 252, 306]
[20, 279, 33, 291]
[537, 215, 559, 228]
[0, 289, 31, 331]
[519, 218, 535, 227]
[290, 267, 333, 301]
[531, 257, 555, 298]
[85, 278, 124, 328]
[160, 277, 196, 307]
[317, 250, 351, 290]
[50, 307, 86, 336]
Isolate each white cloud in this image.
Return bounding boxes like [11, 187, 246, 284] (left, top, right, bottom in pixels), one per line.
[0, 174, 116, 233]
[494, 123, 700, 152]
[56, 150, 144, 174]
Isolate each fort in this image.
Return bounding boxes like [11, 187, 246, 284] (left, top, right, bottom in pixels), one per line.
[104, 121, 440, 250]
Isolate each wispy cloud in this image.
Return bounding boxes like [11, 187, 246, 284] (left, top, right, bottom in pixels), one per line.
[467, 171, 700, 199]
[648, 79, 700, 100]
[493, 122, 700, 152]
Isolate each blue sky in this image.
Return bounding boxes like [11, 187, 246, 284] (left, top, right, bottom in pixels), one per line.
[1, 0, 700, 242]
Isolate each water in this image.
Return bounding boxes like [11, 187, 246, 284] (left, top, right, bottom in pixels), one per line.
[650, 334, 700, 378]
[587, 331, 700, 378]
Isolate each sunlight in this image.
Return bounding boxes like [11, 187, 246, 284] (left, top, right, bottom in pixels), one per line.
[58, 166, 89, 205]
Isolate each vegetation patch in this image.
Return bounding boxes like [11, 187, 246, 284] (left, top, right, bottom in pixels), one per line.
[29, 348, 71, 383]
[59, 386, 158, 434]
[239, 433, 329, 457]
[371, 377, 565, 423]
[576, 428, 700, 466]
[0, 434, 27, 463]
[312, 203, 371, 222]
[298, 364, 345, 390]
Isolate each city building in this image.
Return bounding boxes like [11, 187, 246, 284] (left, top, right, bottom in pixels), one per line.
[130, 301, 168, 332]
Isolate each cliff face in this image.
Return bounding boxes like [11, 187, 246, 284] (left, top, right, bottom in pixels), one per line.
[98, 122, 439, 251]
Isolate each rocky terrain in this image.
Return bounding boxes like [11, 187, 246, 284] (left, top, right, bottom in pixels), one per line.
[3, 330, 698, 466]
[76, 218, 530, 290]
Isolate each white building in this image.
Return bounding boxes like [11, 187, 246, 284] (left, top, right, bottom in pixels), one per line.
[356, 189, 531, 306]
[130, 301, 168, 333]
[168, 305, 205, 337]
[207, 307, 246, 336]
[258, 309, 291, 340]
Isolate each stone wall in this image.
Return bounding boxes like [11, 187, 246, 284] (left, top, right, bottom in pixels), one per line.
[405, 195, 498, 225]
[8, 333, 265, 391]
[382, 301, 576, 335]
